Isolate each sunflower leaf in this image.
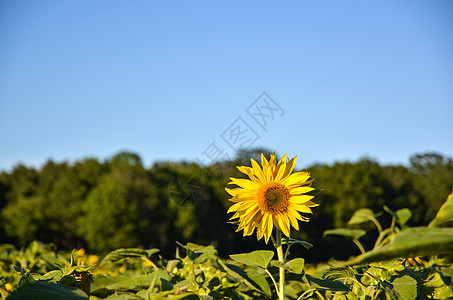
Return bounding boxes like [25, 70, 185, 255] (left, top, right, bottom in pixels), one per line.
[217, 260, 271, 297]
[396, 208, 412, 226]
[229, 250, 274, 269]
[429, 192, 453, 228]
[270, 258, 305, 274]
[100, 248, 159, 265]
[7, 281, 88, 300]
[305, 274, 350, 291]
[323, 228, 366, 240]
[391, 275, 417, 300]
[281, 237, 313, 249]
[346, 227, 453, 265]
[348, 208, 375, 225]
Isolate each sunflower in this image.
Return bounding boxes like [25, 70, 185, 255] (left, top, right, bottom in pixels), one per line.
[226, 151, 318, 243]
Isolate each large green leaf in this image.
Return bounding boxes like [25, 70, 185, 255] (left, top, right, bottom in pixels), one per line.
[322, 267, 356, 280]
[243, 267, 271, 298]
[429, 192, 453, 228]
[176, 242, 218, 264]
[391, 275, 417, 300]
[100, 248, 159, 265]
[323, 228, 366, 240]
[38, 270, 63, 283]
[149, 293, 201, 300]
[104, 294, 143, 300]
[229, 250, 274, 269]
[285, 258, 305, 274]
[91, 275, 125, 297]
[7, 281, 88, 300]
[105, 271, 171, 293]
[396, 208, 412, 226]
[105, 273, 156, 292]
[217, 260, 270, 297]
[305, 274, 349, 291]
[384, 206, 412, 226]
[271, 258, 305, 274]
[348, 208, 375, 225]
[347, 227, 453, 265]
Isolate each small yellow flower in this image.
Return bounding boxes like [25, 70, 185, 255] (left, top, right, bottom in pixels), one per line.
[5, 283, 13, 291]
[119, 265, 127, 273]
[76, 248, 86, 257]
[143, 259, 154, 267]
[400, 256, 424, 268]
[88, 255, 99, 265]
[226, 151, 318, 243]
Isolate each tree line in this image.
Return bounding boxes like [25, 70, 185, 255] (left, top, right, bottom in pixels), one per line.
[0, 150, 452, 262]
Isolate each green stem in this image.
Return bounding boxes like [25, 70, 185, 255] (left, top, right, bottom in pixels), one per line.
[296, 289, 316, 300]
[373, 228, 392, 249]
[276, 230, 285, 300]
[352, 239, 366, 255]
[370, 217, 383, 234]
[315, 290, 326, 300]
[283, 244, 291, 261]
[264, 268, 280, 299]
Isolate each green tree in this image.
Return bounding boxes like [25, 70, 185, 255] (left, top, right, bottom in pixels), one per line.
[1, 165, 40, 244]
[410, 153, 453, 222]
[77, 152, 152, 252]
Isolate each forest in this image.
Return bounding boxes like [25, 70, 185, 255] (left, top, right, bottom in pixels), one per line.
[1, 149, 452, 263]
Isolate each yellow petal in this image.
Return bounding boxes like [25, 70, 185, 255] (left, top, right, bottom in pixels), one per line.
[227, 202, 240, 213]
[281, 214, 291, 237]
[287, 211, 299, 231]
[236, 165, 252, 175]
[274, 155, 288, 182]
[290, 186, 315, 195]
[274, 214, 290, 237]
[261, 153, 269, 170]
[256, 224, 264, 241]
[227, 200, 257, 214]
[225, 187, 257, 197]
[261, 153, 272, 182]
[237, 166, 262, 185]
[290, 195, 315, 204]
[304, 200, 319, 207]
[286, 180, 313, 190]
[251, 158, 267, 183]
[229, 177, 260, 190]
[229, 211, 240, 220]
[247, 210, 263, 233]
[269, 151, 277, 177]
[283, 171, 310, 182]
[263, 214, 273, 244]
[292, 204, 313, 214]
[243, 205, 261, 223]
[288, 206, 304, 221]
[281, 156, 297, 180]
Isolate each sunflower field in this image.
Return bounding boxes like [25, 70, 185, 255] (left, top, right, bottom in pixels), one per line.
[1, 191, 453, 299]
[1, 152, 452, 299]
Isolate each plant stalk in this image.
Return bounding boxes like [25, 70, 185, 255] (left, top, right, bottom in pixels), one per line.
[276, 230, 285, 300]
[352, 239, 366, 255]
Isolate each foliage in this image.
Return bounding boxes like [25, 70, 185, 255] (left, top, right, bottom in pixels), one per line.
[1, 193, 453, 299]
[0, 151, 452, 262]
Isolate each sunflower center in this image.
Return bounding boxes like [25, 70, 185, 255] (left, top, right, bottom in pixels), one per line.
[257, 182, 290, 214]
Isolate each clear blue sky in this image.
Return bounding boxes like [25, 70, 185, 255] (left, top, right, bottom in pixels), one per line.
[1, 0, 452, 172]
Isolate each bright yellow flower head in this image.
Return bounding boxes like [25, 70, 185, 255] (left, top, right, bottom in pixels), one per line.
[226, 151, 318, 243]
